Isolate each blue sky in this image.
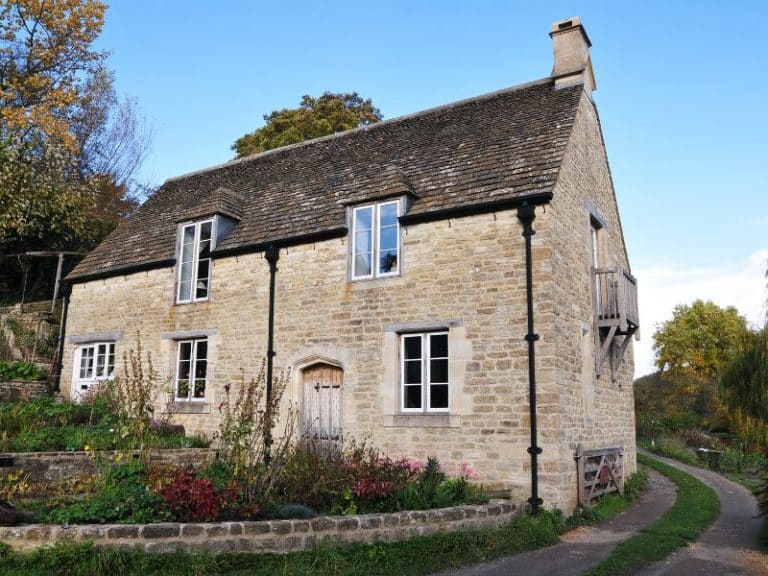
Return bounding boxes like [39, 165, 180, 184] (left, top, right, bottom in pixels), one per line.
[98, 1, 768, 375]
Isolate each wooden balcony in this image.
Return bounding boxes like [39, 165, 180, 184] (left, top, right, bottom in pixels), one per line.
[594, 268, 639, 333]
[593, 268, 639, 379]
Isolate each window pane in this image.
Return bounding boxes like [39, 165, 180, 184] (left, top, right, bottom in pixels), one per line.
[354, 230, 371, 254]
[355, 206, 373, 230]
[200, 221, 212, 242]
[176, 380, 189, 399]
[354, 253, 372, 277]
[179, 342, 192, 362]
[379, 202, 398, 227]
[430, 358, 449, 383]
[430, 334, 448, 358]
[196, 340, 208, 360]
[403, 336, 422, 359]
[196, 262, 209, 299]
[405, 359, 422, 384]
[178, 281, 192, 302]
[379, 249, 397, 274]
[430, 384, 449, 409]
[96, 346, 106, 378]
[405, 385, 422, 409]
[195, 359, 207, 379]
[183, 225, 195, 246]
[179, 361, 191, 380]
[193, 379, 206, 399]
[379, 226, 398, 251]
[199, 239, 211, 260]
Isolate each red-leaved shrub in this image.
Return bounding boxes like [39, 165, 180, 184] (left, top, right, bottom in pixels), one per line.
[160, 469, 221, 521]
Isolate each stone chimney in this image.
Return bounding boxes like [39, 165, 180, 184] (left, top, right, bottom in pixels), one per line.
[550, 17, 596, 95]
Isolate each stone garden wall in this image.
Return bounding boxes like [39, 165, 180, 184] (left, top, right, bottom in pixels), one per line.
[0, 380, 49, 403]
[0, 449, 217, 484]
[0, 499, 520, 553]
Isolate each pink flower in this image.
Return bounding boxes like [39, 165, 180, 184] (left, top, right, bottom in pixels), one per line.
[460, 462, 478, 479]
[406, 458, 424, 473]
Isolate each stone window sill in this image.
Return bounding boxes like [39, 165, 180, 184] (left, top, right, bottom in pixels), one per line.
[383, 414, 461, 428]
[164, 402, 211, 415]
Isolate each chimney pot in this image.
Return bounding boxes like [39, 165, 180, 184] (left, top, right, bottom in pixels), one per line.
[550, 17, 596, 95]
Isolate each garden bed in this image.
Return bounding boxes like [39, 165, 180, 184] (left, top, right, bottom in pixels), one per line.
[0, 499, 520, 554]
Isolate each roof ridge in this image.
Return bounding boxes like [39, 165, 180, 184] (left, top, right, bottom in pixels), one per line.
[164, 77, 554, 185]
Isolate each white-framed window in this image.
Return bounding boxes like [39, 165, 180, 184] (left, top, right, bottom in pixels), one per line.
[175, 339, 208, 401]
[72, 342, 115, 399]
[351, 200, 400, 279]
[401, 332, 449, 412]
[177, 219, 214, 304]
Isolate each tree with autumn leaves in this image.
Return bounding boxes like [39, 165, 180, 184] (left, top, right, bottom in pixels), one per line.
[0, 0, 151, 299]
[0, 0, 150, 251]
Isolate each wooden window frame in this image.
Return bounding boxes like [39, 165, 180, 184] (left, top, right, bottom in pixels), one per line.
[400, 331, 450, 413]
[351, 200, 400, 280]
[174, 338, 208, 402]
[176, 218, 215, 304]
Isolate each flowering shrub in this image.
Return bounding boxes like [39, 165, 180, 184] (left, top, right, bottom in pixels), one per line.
[160, 468, 221, 522]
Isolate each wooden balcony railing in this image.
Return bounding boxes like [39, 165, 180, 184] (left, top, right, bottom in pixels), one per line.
[594, 268, 639, 334]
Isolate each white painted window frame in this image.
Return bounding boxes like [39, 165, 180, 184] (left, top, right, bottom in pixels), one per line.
[174, 338, 208, 402]
[72, 342, 116, 397]
[400, 331, 450, 413]
[176, 218, 216, 304]
[351, 200, 400, 280]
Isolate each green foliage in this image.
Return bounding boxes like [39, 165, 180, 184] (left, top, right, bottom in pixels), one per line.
[232, 92, 382, 157]
[4, 317, 58, 362]
[720, 328, 768, 449]
[46, 460, 168, 525]
[651, 300, 748, 427]
[0, 396, 206, 453]
[0, 360, 46, 381]
[586, 454, 719, 576]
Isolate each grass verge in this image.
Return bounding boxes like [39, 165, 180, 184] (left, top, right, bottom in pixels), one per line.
[585, 453, 719, 576]
[0, 469, 649, 576]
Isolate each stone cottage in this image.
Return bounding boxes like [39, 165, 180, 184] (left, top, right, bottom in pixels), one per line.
[61, 18, 638, 512]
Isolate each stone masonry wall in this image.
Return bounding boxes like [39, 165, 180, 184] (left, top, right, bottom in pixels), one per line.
[62, 210, 550, 498]
[0, 449, 216, 485]
[0, 499, 520, 553]
[542, 90, 638, 512]
[0, 380, 49, 403]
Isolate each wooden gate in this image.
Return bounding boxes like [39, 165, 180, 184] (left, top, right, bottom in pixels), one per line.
[576, 447, 624, 505]
[301, 364, 342, 440]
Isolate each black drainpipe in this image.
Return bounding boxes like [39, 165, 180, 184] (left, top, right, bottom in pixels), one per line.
[517, 202, 543, 516]
[52, 282, 71, 394]
[263, 244, 280, 467]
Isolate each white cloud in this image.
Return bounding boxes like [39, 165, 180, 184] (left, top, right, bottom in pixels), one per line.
[633, 250, 768, 379]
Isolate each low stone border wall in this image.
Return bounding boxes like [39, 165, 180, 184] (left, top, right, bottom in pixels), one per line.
[0, 380, 49, 403]
[0, 499, 521, 554]
[0, 449, 217, 484]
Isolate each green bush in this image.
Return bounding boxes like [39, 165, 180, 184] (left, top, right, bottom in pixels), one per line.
[0, 360, 46, 381]
[46, 461, 169, 524]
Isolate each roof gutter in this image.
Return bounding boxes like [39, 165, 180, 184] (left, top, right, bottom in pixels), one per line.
[400, 191, 552, 226]
[66, 259, 176, 285]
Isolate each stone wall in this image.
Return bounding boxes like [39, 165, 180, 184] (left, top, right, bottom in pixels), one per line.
[0, 499, 520, 553]
[0, 380, 49, 403]
[62, 210, 542, 494]
[0, 449, 216, 485]
[542, 91, 638, 511]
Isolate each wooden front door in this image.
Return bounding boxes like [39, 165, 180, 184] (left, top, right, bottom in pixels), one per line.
[301, 364, 343, 440]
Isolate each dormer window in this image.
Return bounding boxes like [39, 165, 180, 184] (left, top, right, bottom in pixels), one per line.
[177, 219, 214, 303]
[351, 200, 400, 280]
